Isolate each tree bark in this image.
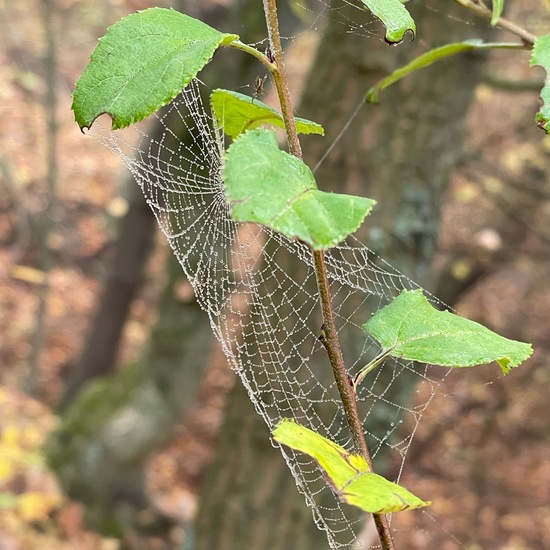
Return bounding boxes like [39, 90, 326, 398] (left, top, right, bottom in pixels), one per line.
[61, 178, 157, 408]
[196, 381, 329, 550]
[48, 252, 214, 536]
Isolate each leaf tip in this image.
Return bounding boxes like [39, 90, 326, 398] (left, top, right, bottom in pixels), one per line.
[365, 88, 380, 104]
[497, 342, 533, 375]
[385, 27, 415, 46]
[530, 34, 550, 134]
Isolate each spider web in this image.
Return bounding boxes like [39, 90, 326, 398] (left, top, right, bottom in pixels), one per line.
[93, 80, 454, 549]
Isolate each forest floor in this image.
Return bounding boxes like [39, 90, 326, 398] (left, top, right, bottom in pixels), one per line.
[1, 0, 549, 549]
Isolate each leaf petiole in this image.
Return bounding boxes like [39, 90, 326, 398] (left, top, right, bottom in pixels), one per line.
[353, 350, 391, 389]
[227, 40, 277, 73]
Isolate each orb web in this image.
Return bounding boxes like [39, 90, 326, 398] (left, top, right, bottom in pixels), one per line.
[93, 79, 453, 549]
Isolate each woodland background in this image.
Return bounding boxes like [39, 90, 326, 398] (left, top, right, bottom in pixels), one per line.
[1, 0, 549, 549]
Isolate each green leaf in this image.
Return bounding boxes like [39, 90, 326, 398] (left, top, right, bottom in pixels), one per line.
[273, 419, 430, 514]
[363, 289, 533, 375]
[223, 129, 375, 249]
[530, 34, 550, 133]
[367, 41, 524, 103]
[358, 0, 415, 44]
[211, 89, 324, 139]
[73, 8, 238, 130]
[491, 0, 504, 26]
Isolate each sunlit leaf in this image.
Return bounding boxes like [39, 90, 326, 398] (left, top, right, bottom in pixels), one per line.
[1, 426, 21, 447]
[11, 265, 48, 285]
[358, 0, 415, 44]
[363, 290, 533, 374]
[530, 34, 550, 133]
[73, 8, 238, 130]
[223, 129, 375, 249]
[0, 458, 13, 482]
[18, 492, 62, 522]
[211, 89, 324, 139]
[273, 419, 430, 513]
[367, 41, 523, 103]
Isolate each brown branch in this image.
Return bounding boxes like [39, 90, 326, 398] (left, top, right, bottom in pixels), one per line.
[453, 0, 537, 45]
[261, 0, 395, 548]
[262, 0, 302, 158]
[314, 252, 396, 550]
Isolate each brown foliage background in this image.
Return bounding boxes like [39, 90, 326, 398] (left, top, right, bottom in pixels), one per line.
[0, 0, 549, 548]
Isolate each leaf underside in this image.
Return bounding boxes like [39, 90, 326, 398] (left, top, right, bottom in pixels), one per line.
[367, 40, 523, 103]
[272, 419, 430, 514]
[223, 129, 375, 249]
[363, 290, 533, 374]
[530, 34, 550, 134]
[72, 7, 238, 130]
[358, 0, 415, 44]
[211, 89, 324, 139]
[491, 0, 505, 26]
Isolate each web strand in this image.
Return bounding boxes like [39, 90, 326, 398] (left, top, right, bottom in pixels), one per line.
[94, 80, 452, 549]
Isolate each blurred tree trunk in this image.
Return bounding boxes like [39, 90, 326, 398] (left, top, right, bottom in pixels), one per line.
[60, 0, 288, 410]
[48, 253, 214, 537]
[50, 0, 304, 539]
[61, 163, 157, 407]
[60, 1, 232, 409]
[194, 2, 491, 549]
[28, 0, 58, 396]
[49, 0, 232, 536]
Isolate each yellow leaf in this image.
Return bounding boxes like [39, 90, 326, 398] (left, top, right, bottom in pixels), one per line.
[11, 265, 47, 285]
[18, 492, 61, 522]
[2, 426, 21, 447]
[0, 457, 13, 481]
[21, 426, 43, 449]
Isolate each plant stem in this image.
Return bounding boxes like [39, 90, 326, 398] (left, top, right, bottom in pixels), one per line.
[314, 252, 395, 550]
[262, 0, 302, 158]
[261, 0, 395, 548]
[228, 40, 277, 72]
[453, 0, 537, 45]
[314, 251, 370, 458]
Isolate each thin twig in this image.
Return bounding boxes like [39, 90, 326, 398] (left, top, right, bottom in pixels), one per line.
[262, 0, 302, 158]
[314, 252, 396, 550]
[261, 0, 395, 548]
[453, 0, 537, 45]
[314, 251, 372, 460]
[482, 73, 543, 92]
